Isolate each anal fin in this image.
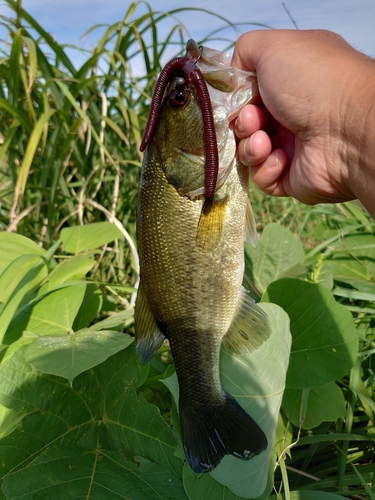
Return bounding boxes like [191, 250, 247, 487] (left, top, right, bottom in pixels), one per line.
[134, 283, 165, 364]
[223, 288, 271, 355]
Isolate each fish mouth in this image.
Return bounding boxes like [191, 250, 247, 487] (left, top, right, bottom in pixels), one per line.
[186, 39, 258, 122]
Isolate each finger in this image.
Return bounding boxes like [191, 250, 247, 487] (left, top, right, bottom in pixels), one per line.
[249, 148, 290, 196]
[237, 130, 272, 166]
[234, 104, 266, 139]
[231, 31, 265, 72]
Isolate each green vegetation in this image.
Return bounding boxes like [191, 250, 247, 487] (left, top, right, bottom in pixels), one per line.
[0, 1, 374, 498]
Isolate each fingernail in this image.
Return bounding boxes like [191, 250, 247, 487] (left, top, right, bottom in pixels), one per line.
[244, 136, 253, 158]
[236, 113, 245, 134]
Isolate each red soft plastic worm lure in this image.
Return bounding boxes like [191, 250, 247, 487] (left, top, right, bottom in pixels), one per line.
[139, 56, 218, 198]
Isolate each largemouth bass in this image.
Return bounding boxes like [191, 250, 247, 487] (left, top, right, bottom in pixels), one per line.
[135, 40, 271, 473]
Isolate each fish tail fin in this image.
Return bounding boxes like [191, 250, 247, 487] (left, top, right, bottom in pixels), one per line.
[180, 392, 267, 473]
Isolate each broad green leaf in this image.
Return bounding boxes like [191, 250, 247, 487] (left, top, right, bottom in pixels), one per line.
[164, 303, 291, 498]
[263, 278, 358, 389]
[0, 255, 48, 343]
[183, 452, 276, 500]
[0, 232, 44, 276]
[61, 222, 123, 253]
[1, 331, 38, 364]
[24, 330, 133, 385]
[72, 283, 103, 331]
[245, 224, 305, 294]
[0, 253, 47, 304]
[282, 383, 347, 429]
[0, 404, 25, 440]
[41, 255, 95, 291]
[0, 344, 182, 492]
[4, 283, 86, 344]
[183, 464, 243, 500]
[3, 447, 187, 500]
[101, 359, 182, 477]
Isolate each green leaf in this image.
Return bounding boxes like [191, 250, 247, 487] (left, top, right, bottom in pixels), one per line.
[90, 308, 134, 331]
[183, 451, 276, 500]
[0, 404, 25, 440]
[182, 464, 243, 500]
[263, 278, 358, 389]
[72, 283, 103, 331]
[164, 303, 291, 498]
[351, 464, 375, 500]
[0, 97, 31, 132]
[41, 255, 95, 291]
[14, 109, 56, 199]
[0, 232, 44, 277]
[3, 447, 187, 500]
[245, 224, 305, 294]
[61, 222, 123, 253]
[0, 344, 182, 493]
[332, 286, 375, 302]
[24, 330, 133, 385]
[325, 233, 375, 287]
[0, 255, 48, 343]
[0, 253, 47, 304]
[4, 283, 86, 344]
[282, 383, 347, 429]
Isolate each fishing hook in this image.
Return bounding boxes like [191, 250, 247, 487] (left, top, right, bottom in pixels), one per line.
[140, 56, 218, 198]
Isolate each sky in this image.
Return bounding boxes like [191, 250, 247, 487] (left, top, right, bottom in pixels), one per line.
[0, 0, 374, 64]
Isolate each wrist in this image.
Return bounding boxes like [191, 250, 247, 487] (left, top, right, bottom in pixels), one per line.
[339, 55, 375, 217]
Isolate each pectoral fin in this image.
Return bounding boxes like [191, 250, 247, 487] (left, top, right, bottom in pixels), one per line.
[134, 283, 165, 364]
[196, 196, 227, 252]
[223, 289, 271, 355]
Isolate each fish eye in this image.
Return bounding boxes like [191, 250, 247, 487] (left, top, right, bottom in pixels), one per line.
[168, 86, 190, 108]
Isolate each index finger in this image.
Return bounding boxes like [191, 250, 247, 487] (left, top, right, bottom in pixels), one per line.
[231, 30, 269, 72]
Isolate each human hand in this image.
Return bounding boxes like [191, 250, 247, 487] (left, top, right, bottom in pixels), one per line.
[231, 29, 375, 215]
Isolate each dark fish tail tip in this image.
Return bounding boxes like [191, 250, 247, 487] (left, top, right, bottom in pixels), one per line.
[180, 392, 267, 473]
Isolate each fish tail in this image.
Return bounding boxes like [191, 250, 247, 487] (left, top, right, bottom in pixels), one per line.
[179, 392, 267, 473]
